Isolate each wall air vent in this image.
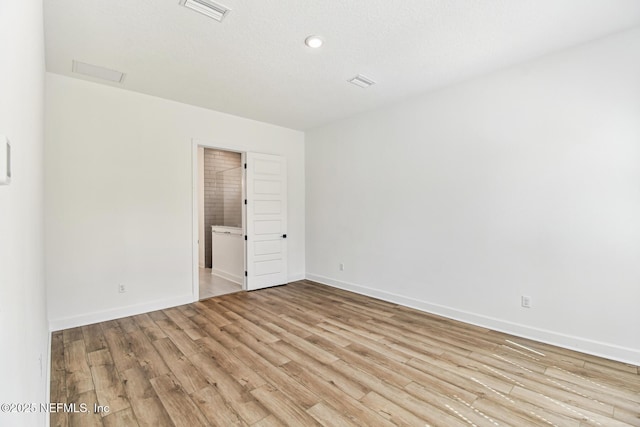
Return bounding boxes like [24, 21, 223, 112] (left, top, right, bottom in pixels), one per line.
[72, 61, 126, 83]
[348, 74, 376, 88]
[180, 0, 231, 22]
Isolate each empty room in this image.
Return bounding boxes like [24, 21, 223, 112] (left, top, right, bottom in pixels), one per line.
[1, 1, 639, 426]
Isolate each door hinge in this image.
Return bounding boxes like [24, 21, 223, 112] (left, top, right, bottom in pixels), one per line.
[244, 235, 247, 241]
[244, 163, 247, 169]
[244, 199, 247, 205]
[244, 271, 248, 277]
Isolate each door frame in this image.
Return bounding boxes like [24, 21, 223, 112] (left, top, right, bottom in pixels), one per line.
[191, 139, 247, 301]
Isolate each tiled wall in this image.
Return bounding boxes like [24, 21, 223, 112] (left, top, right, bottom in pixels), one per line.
[219, 166, 243, 228]
[204, 149, 242, 267]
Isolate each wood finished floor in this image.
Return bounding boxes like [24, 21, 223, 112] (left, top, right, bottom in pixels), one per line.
[50, 280, 640, 427]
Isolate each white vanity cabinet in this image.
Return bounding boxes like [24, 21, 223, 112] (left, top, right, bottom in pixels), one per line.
[211, 226, 244, 285]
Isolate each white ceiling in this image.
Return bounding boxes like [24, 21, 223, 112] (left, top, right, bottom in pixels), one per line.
[44, 0, 640, 130]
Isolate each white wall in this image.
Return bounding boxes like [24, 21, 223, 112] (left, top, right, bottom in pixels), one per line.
[0, 2, 49, 426]
[46, 73, 305, 330]
[306, 28, 640, 364]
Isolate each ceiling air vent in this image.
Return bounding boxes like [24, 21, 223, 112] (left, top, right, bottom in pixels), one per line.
[348, 74, 376, 88]
[180, 0, 231, 22]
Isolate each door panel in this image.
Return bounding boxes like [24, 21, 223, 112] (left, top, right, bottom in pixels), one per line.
[255, 180, 281, 194]
[254, 240, 281, 256]
[254, 259, 283, 276]
[254, 200, 281, 214]
[246, 153, 287, 290]
[254, 220, 282, 235]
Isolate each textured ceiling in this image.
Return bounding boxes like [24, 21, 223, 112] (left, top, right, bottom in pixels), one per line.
[44, 0, 640, 130]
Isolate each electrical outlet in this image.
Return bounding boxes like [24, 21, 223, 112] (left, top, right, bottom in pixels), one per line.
[339, 263, 344, 271]
[118, 284, 126, 293]
[521, 295, 531, 308]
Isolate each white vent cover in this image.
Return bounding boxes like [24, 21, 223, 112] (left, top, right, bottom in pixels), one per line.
[72, 61, 126, 83]
[348, 74, 376, 88]
[180, 0, 230, 22]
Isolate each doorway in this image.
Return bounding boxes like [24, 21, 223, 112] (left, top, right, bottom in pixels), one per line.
[196, 146, 245, 299]
[192, 141, 290, 300]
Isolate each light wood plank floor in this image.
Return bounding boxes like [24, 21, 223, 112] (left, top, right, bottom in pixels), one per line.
[50, 280, 640, 426]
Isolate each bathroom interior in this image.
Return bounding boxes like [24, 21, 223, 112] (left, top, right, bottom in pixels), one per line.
[197, 147, 244, 299]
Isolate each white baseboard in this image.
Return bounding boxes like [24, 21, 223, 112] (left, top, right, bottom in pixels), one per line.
[44, 330, 51, 427]
[48, 294, 194, 331]
[211, 267, 242, 285]
[305, 273, 639, 366]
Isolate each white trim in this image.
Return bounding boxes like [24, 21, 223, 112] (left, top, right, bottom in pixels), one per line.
[191, 141, 200, 301]
[241, 151, 247, 291]
[305, 273, 640, 366]
[48, 294, 193, 331]
[44, 331, 52, 427]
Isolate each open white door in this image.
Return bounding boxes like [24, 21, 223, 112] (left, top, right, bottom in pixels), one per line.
[245, 152, 288, 290]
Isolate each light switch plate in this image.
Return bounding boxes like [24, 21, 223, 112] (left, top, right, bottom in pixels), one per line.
[0, 135, 11, 185]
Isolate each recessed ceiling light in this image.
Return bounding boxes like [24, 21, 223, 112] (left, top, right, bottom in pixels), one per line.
[304, 35, 323, 49]
[180, 0, 230, 22]
[72, 61, 126, 83]
[348, 74, 376, 88]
